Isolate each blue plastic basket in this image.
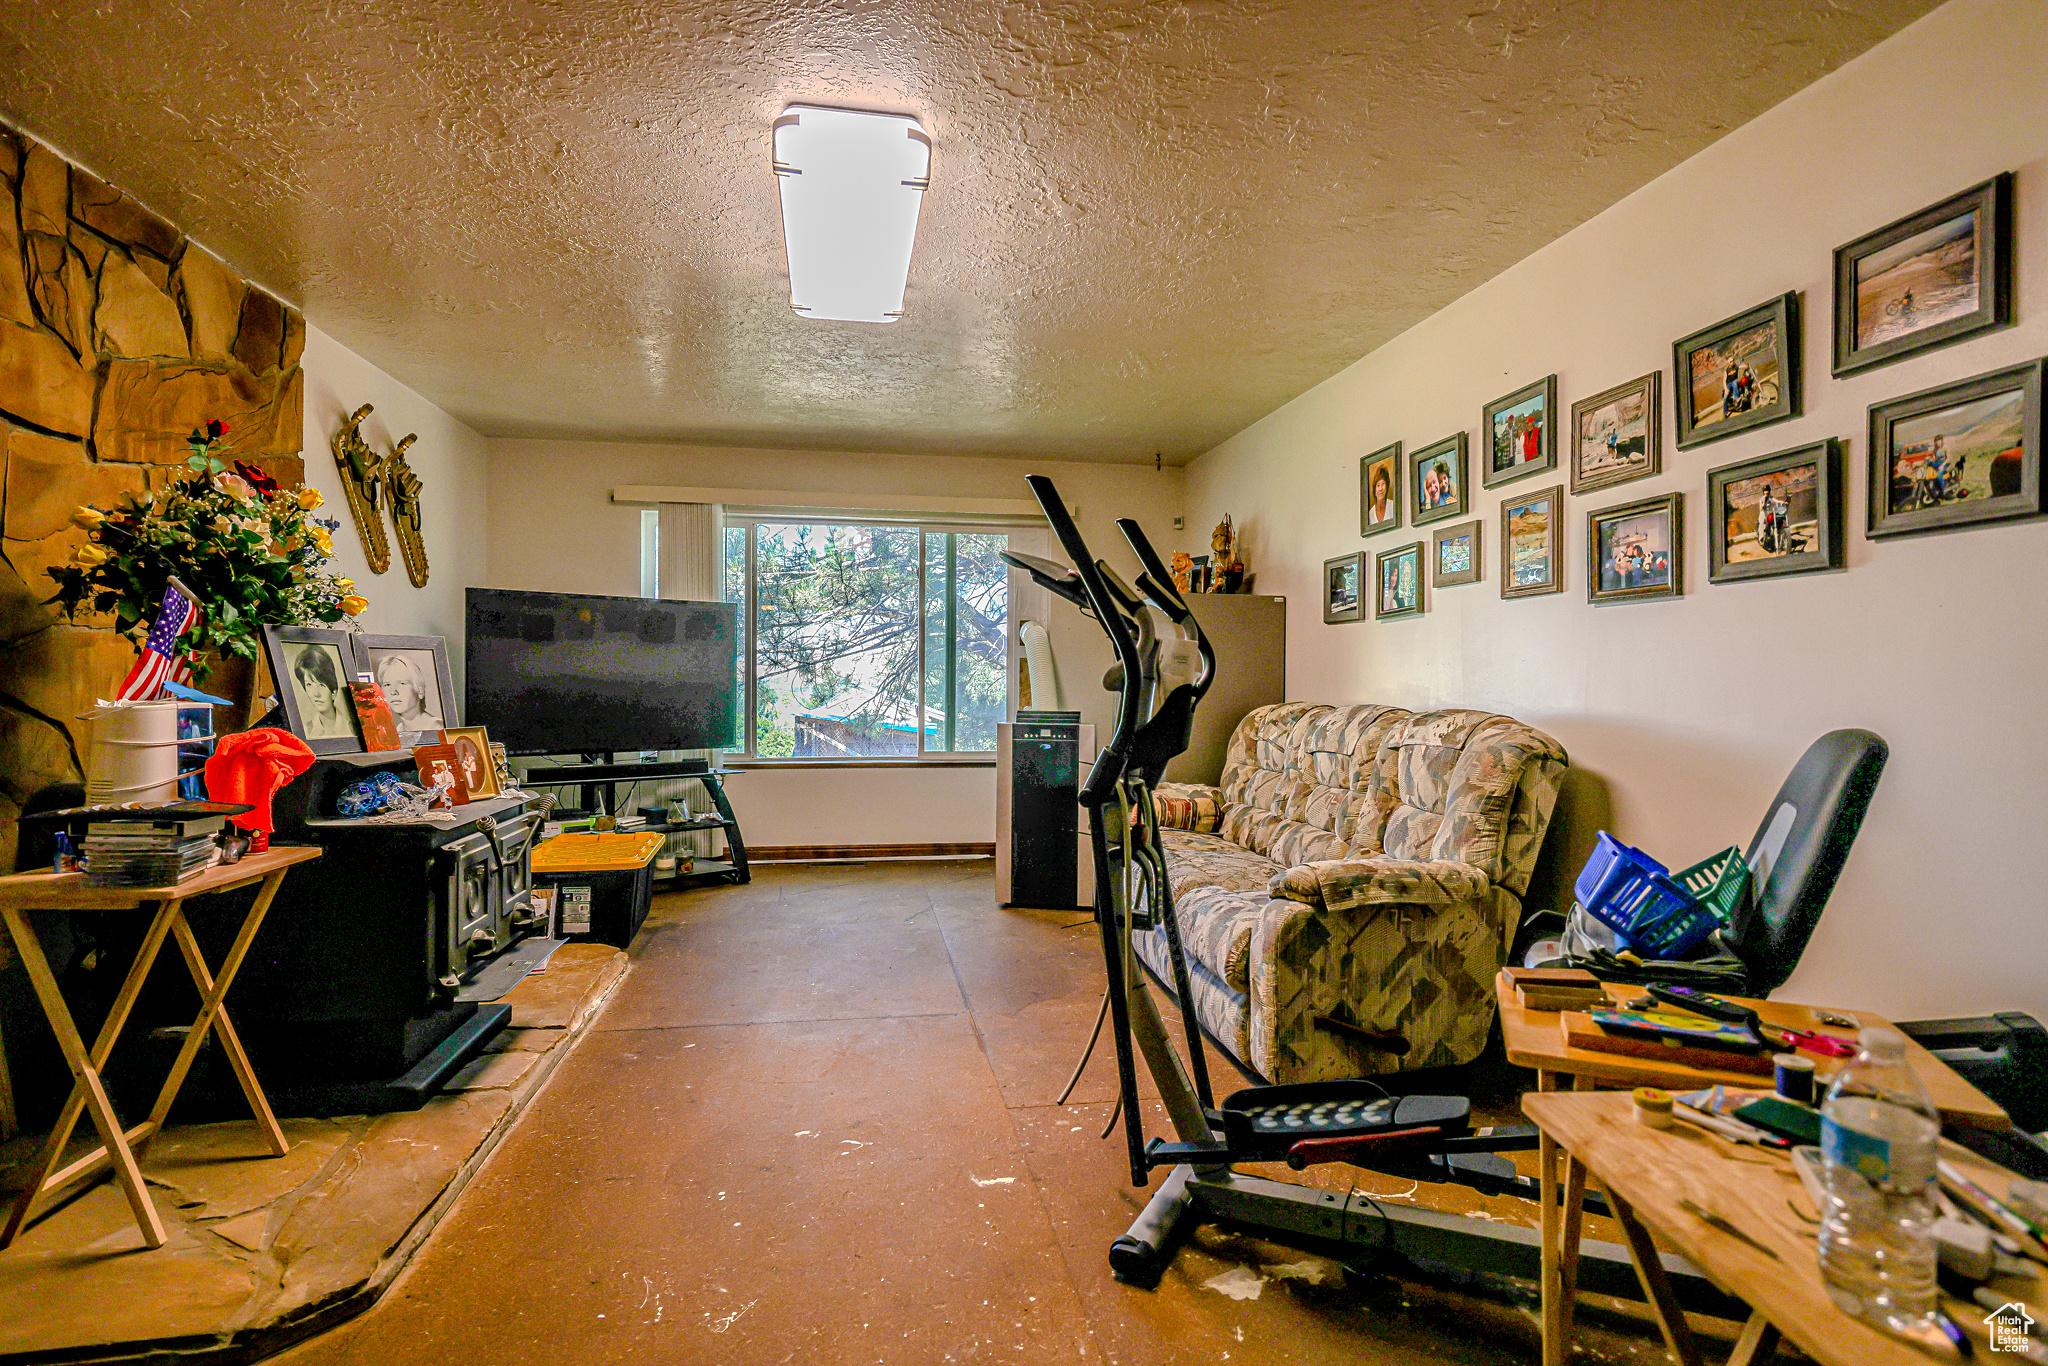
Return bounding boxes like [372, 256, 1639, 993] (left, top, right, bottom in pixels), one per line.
[1573, 831, 1721, 959]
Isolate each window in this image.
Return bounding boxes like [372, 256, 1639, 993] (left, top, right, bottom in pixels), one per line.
[638, 508, 659, 599]
[721, 516, 1009, 760]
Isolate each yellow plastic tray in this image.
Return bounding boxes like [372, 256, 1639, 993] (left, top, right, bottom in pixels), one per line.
[531, 831, 665, 874]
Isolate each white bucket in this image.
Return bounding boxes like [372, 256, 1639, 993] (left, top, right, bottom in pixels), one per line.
[83, 699, 183, 803]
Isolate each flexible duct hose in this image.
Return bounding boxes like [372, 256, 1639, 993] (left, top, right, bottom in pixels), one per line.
[1020, 619, 1064, 711]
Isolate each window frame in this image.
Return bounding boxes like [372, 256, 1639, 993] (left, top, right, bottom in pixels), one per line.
[722, 511, 1014, 767]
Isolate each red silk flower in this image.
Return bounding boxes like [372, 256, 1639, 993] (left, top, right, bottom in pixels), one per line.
[234, 460, 280, 496]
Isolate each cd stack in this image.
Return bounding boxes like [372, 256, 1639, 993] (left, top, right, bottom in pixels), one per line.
[83, 813, 225, 888]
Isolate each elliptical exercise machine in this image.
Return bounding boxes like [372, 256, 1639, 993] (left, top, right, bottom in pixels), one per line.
[1006, 475, 1741, 1315]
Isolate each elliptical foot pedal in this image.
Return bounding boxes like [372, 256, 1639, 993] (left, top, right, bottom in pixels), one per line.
[1220, 1081, 1469, 1163]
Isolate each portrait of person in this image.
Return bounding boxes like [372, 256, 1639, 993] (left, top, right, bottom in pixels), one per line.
[288, 643, 358, 742]
[375, 651, 447, 737]
[1367, 465, 1395, 525]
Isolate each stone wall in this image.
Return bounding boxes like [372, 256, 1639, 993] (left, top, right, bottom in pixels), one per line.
[0, 121, 306, 869]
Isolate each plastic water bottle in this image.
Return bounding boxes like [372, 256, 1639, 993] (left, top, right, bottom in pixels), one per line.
[1817, 1026, 1941, 1331]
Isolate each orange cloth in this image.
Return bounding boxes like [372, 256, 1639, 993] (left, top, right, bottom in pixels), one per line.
[205, 727, 316, 833]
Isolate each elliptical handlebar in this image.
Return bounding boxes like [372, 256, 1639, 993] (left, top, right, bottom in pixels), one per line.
[1115, 517, 1216, 707]
[1023, 475, 1143, 807]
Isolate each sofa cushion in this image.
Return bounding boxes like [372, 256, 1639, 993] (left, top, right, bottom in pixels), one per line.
[1167, 882, 1271, 993]
[1268, 857, 1492, 912]
[1136, 927, 1252, 1059]
[1161, 828, 1280, 897]
[1375, 710, 1570, 892]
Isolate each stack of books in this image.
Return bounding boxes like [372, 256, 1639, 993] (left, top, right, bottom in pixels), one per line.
[1503, 965, 1609, 1012]
[83, 809, 226, 888]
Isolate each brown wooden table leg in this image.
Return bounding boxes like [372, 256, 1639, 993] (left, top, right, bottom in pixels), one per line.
[0, 903, 173, 1249]
[1557, 1072, 1594, 1339]
[1727, 1309, 1780, 1366]
[137, 872, 290, 1160]
[1538, 1069, 1568, 1366]
[0, 1002, 16, 1142]
[1600, 1178, 1705, 1366]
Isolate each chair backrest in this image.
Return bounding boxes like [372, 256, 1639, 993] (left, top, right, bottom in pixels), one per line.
[1726, 729, 1888, 996]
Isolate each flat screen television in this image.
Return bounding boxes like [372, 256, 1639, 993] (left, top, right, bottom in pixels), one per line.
[465, 587, 739, 755]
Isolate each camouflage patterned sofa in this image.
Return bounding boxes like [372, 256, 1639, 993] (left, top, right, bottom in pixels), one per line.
[1145, 702, 1568, 1082]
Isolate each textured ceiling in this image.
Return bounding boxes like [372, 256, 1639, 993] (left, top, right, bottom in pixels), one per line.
[2, 0, 1936, 463]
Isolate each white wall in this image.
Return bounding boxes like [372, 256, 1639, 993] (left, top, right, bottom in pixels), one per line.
[1185, 0, 2048, 1024]
[485, 438, 1185, 846]
[300, 324, 490, 685]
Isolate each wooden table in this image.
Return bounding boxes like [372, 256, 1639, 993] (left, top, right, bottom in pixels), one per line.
[1524, 1090, 2043, 1366]
[1499, 972, 2014, 1366]
[0, 845, 319, 1249]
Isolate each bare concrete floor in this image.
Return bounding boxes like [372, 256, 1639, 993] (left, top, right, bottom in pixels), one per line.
[273, 861, 1699, 1366]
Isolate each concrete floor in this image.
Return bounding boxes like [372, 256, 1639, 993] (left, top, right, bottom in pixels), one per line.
[273, 861, 1687, 1366]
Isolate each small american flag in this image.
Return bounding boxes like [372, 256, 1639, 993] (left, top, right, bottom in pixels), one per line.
[114, 579, 202, 701]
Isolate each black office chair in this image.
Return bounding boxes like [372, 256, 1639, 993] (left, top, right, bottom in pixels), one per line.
[1720, 728, 1889, 996]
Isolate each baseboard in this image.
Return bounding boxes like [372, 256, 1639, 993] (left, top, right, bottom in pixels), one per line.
[749, 842, 995, 862]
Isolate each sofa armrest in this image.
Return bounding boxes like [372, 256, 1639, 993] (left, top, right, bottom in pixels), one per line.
[1268, 857, 1491, 912]
[1154, 783, 1224, 833]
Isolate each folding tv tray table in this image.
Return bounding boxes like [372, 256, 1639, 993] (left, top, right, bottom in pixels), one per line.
[0, 845, 320, 1249]
[1496, 972, 2011, 1366]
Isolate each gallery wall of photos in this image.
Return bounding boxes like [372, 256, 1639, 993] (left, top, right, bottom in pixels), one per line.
[1325, 172, 2039, 626]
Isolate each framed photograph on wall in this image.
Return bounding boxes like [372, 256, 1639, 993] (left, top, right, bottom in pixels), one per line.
[355, 633, 458, 747]
[1500, 483, 1564, 599]
[1431, 519, 1482, 588]
[1323, 552, 1364, 623]
[1833, 174, 2012, 377]
[1588, 493, 1683, 604]
[1374, 542, 1425, 620]
[1674, 292, 1800, 449]
[1867, 358, 2044, 540]
[260, 625, 366, 756]
[1409, 433, 1469, 527]
[1708, 439, 1843, 584]
[1360, 442, 1403, 537]
[1571, 371, 1661, 495]
[1482, 375, 1557, 488]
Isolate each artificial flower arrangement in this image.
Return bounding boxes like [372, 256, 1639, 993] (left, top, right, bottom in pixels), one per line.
[48, 419, 369, 662]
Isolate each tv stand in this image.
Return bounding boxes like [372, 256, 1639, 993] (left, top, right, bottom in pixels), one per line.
[519, 759, 749, 886]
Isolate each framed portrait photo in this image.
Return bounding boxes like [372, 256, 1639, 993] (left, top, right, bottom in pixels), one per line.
[1409, 433, 1469, 527]
[1482, 375, 1557, 488]
[1589, 493, 1682, 604]
[356, 633, 458, 748]
[1374, 542, 1424, 620]
[1431, 519, 1482, 589]
[1833, 174, 2012, 377]
[1360, 442, 1403, 537]
[1323, 552, 1364, 623]
[261, 625, 366, 755]
[1867, 358, 2044, 540]
[1674, 292, 1800, 449]
[1500, 483, 1564, 600]
[1708, 439, 1843, 584]
[439, 726, 502, 800]
[1571, 371, 1661, 495]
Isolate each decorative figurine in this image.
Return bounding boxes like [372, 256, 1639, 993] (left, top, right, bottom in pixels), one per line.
[387, 433, 430, 587]
[1210, 515, 1247, 593]
[331, 403, 391, 574]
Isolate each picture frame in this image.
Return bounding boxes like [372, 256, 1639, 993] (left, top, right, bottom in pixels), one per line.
[1833, 173, 2012, 377]
[1588, 492, 1683, 604]
[436, 727, 498, 800]
[1866, 358, 2044, 540]
[1430, 519, 1482, 588]
[1409, 433, 1469, 527]
[1481, 375, 1558, 488]
[1322, 552, 1364, 623]
[1707, 439, 1844, 584]
[1360, 442, 1404, 537]
[260, 625, 367, 756]
[355, 633, 459, 748]
[1374, 541, 1425, 620]
[412, 742, 471, 806]
[1673, 292, 1800, 449]
[1570, 371, 1661, 495]
[1500, 483, 1564, 599]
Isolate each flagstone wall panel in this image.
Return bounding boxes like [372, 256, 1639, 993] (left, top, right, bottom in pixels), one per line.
[0, 120, 305, 870]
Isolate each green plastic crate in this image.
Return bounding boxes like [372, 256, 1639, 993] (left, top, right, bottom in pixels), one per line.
[1674, 846, 1749, 925]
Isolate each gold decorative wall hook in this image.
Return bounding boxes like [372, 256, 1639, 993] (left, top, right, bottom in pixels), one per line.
[331, 403, 391, 574]
[387, 433, 430, 588]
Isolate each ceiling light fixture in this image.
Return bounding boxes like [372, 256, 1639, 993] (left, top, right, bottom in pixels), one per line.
[773, 105, 932, 323]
